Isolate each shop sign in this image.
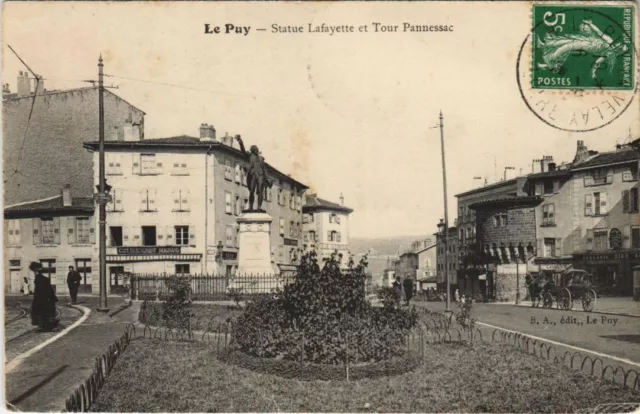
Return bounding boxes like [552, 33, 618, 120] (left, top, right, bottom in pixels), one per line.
[284, 238, 298, 246]
[222, 251, 237, 260]
[609, 228, 622, 249]
[117, 247, 181, 255]
[575, 250, 640, 262]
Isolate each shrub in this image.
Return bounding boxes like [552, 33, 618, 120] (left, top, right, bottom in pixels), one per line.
[455, 296, 477, 345]
[376, 286, 402, 309]
[233, 252, 418, 364]
[161, 276, 194, 334]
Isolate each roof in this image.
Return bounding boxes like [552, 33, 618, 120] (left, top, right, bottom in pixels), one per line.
[469, 195, 543, 210]
[455, 177, 519, 198]
[83, 137, 309, 190]
[572, 149, 639, 171]
[3, 87, 146, 115]
[303, 195, 353, 213]
[415, 244, 437, 254]
[527, 169, 572, 179]
[4, 196, 94, 218]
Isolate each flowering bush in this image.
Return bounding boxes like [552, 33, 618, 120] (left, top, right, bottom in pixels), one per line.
[233, 252, 418, 364]
[161, 276, 194, 334]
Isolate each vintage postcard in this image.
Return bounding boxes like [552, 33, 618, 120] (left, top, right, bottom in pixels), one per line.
[2, 1, 639, 412]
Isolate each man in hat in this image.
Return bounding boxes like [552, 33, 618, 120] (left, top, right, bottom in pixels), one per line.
[67, 265, 82, 304]
[29, 262, 59, 331]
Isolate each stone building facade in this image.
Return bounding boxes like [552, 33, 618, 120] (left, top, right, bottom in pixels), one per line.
[302, 194, 353, 267]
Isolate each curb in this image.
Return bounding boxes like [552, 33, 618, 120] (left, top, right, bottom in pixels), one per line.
[5, 304, 91, 373]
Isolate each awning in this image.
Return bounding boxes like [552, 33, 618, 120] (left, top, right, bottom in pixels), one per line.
[418, 276, 438, 283]
[106, 254, 202, 263]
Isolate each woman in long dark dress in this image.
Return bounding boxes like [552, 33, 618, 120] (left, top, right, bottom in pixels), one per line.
[29, 262, 59, 331]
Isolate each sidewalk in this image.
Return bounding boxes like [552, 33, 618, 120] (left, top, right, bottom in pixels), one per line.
[5, 297, 140, 412]
[491, 296, 640, 317]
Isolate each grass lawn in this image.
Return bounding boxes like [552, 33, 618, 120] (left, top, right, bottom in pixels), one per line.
[91, 339, 639, 413]
[139, 303, 243, 329]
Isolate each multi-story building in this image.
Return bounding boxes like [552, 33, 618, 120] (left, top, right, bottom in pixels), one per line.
[4, 185, 96, 294]
[3, 73, 145, 205]
[435, 220, 458, 292]
[394, 252, 419, 282]
[82, 124, 308, 291]
[302, 194, 353, 266]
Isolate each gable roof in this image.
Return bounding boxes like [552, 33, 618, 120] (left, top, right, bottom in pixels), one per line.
[303, 195, 353, 213]
[572, 149, 639, 171]
[4, 195, 94, 218]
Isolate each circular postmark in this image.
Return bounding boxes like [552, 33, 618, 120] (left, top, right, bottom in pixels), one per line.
[517, 4, 638, 132]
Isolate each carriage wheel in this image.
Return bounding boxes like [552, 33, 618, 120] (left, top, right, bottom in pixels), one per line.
[531, 293, 540, 308]
[558, 288, 572, 310]
[542, 293, 553, 309]
[581, 289, 596, 312]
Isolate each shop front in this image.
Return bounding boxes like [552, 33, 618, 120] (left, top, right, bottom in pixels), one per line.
[573, 250, 640, 296]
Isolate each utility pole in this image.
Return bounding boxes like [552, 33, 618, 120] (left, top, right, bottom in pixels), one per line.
[97, 55, 109, 313]
[439, 111, 451, 313]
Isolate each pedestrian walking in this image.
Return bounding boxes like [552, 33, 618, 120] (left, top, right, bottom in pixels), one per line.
[67, 265, 82, 304]
[403, 277, 414, 306]
[29, 262, 59, 331]
[455, 288, 460, 302]
[392, 276, 404, 305]
[21, 277, 31, 296]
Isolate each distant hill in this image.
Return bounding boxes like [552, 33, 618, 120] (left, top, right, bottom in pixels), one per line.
[350, 235, 434, 256]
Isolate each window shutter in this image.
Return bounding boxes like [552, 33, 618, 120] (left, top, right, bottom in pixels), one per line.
[553, 180, 560, 193]
[123, 227, 130, 245]
[623, 190, 630, 213]
[166, 226, 174, 245]
[584, 194, 593, 216]
[132, 226, 141, 246]
[189, 225, 196, 247]
[89, 221, 96, 244]
[555, 238, 562, 257]
[140, 190, 147, 211]
[606, 169, 614, 184]
[584, 174, 594, 187]
[68, 218, 76, 244]
[32, 218, 41, 245]
[535, 183, 543, 196]
[235, 164, 241, 183]
[337, 232, 342, 243]
[172, 190, 180, 211]
[181, 190, 189, 211]
[132, 154, 140, 174]
[156, 159, 164, 175]
[623, 225, 631, 248]
[600, 192, 608, 214]
[149, 189, 157, 211]
[549, 204, 555, 224]
[586, 229, 594, 250]
[116, 190, 123, 211]
[536, 238, 543, 257]
[327, 230, 332, 241]
[157, 226, 165, 246]
[53, 217, 61, 245]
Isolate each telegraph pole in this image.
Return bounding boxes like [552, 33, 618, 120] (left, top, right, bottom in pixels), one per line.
[97, 55, 109, 313]
[439, 111, 452, 313]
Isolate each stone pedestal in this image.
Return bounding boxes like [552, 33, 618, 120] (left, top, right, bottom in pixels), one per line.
[228, 211, 279, 293]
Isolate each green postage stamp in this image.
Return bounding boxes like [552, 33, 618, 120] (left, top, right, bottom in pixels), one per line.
[532, 4, 635, 90]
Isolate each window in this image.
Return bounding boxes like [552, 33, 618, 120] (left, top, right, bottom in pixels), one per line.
[108, 189, 124, 212]
[106, 154, 123, 175]
[76, 217, 91, 244]
[243, 198, 249, 211]
[225, 191, 232, 214]
[542, 204, 555, 226]
[141, 226, 157, 246]
[7, 220, 20, 246]
[296, 195, 302, 211]
[139, 189, 157, 212]
[493, 213, 508, 227]
[225, 225, 234, 247]
[290, 192, 296, 210]
[585, 192, 608, 216]
[623, 166, 638, 182]
[234, 195, 241, 215]
[544, 238, 556, 257]
[308, 230, 317, 242]
[224, 159, 233, 181]
[175, 264, 190, 275]
[289, 221, 295, 237]
[175, 226, 189, 246]
[632, 227, 640, 248]
[278, 189, 284, 206]
[279, 219, 285, 236]
[265, 186, 272, 202]
[39, 259, 56, 279]
[235, 163, 241, 183]
[586, 168, 611, 186]
[172, 189, 190, 212]
[543, 180, 554, 195]
[622, 188, 639, 213]
[329, 214, 335, 223]
[41, 218, 56, 244]
[171, 161, 189, 176]
[140, 154, 158, 175]
[594, 230, 608, 251]
[241, 168, 247, 187]
[110, 226, 123, 247]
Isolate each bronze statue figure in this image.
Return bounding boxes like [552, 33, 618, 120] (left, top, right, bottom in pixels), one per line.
[236, 135, 273, 211]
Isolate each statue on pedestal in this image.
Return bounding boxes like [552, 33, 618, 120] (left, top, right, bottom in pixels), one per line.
[236, 135, 273, 211]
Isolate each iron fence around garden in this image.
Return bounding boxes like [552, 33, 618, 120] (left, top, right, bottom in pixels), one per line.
[130, 273, 298, 301]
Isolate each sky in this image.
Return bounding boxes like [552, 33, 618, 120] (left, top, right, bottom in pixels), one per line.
[2, 2, 639, 238]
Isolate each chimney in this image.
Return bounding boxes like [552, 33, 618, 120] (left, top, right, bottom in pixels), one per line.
[541, 155, 554, 172]
[62, 184, 72, 207]
[548, 162, 556, 172]
[199, 123, 210, 139]
[209, 125, 216, 141]
[17, 71, 31, 97]
[339, 193, 344, 206]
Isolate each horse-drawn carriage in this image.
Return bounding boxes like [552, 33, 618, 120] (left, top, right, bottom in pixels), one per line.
[528, 269, 597, 312]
